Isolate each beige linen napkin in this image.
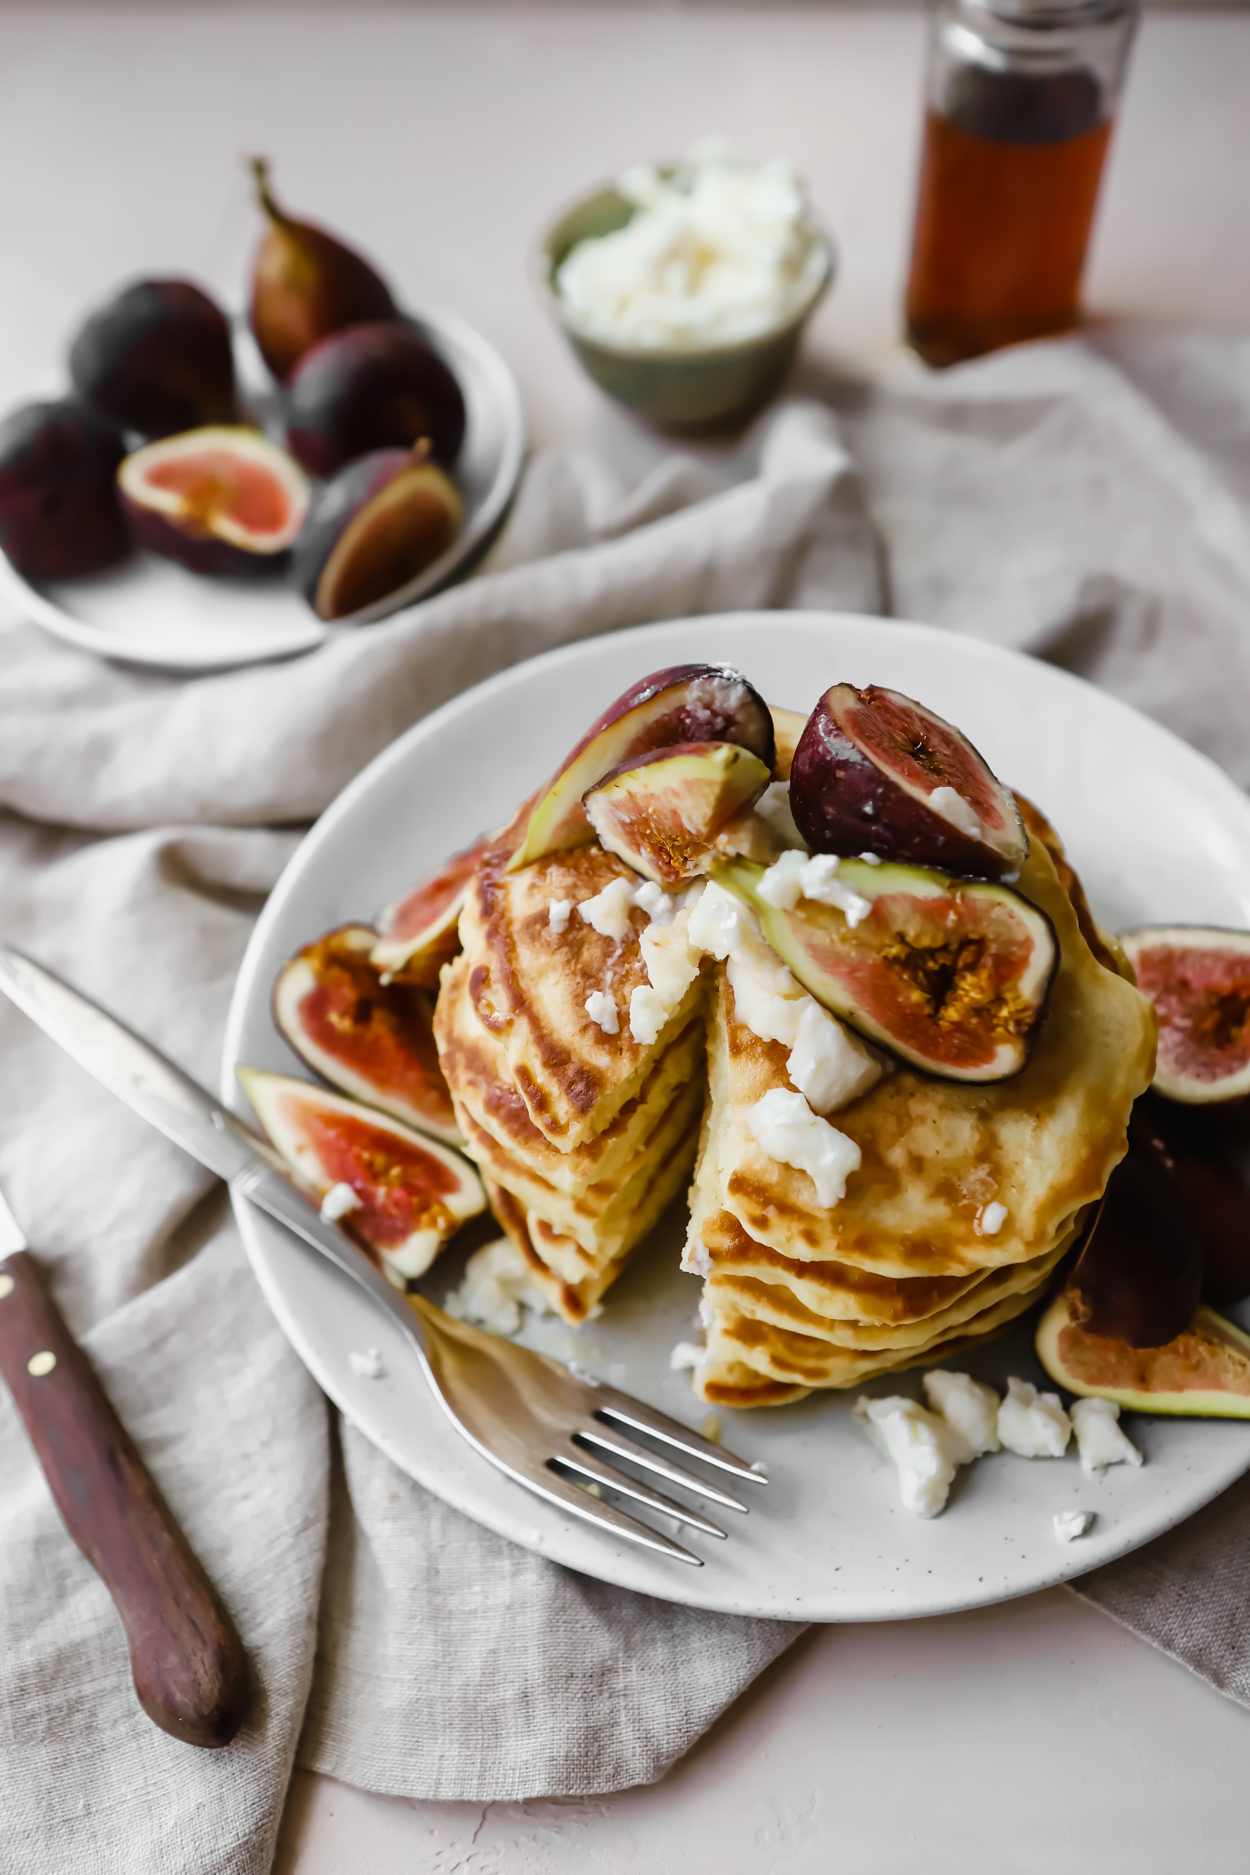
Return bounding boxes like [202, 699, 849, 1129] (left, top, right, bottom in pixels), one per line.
[0, 404, 871, 1872]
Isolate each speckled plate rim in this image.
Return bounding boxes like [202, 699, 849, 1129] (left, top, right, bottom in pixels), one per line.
[223, 612, 1250, 1621]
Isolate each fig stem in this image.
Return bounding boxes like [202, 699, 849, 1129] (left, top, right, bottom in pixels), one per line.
[410, 437, 433, 465]
[248, 155, 284, 225]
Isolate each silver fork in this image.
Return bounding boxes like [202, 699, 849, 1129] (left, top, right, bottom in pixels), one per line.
[0, 942, 764, 1568]
[237, 1165, 763, 1565]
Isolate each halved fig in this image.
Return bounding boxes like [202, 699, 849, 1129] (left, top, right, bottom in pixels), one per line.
[272, 924, 459, 1144]
[1120, 926, 1250, 1105]
[1141, 1094, 1250, 1307]
[584, 741, 771, 885]
[369, 830, 500, 984]
[1065, 1115, 1204, 1347]
[118, 426, 310, 576]
[291, 442, 461, 621]
[715, 853, 1057, 1081]
[790, 683, 1028, 880]
[239, 1068, 484, 1285]
[1036, 1291, 1250, 1418]
[509, 664, 775, 871]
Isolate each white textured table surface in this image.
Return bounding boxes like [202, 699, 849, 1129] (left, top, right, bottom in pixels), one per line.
[3, 8, 1249, 1870]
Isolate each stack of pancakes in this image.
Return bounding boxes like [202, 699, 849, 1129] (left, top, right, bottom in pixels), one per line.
[685, 815, 1158, 1405]
[434, 843, 707, 1322]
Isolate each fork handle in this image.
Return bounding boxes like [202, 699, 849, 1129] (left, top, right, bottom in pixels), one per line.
[0, 1250, 248, 1748]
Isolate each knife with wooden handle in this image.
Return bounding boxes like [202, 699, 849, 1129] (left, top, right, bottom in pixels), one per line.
[0, 1188, 248, 1749]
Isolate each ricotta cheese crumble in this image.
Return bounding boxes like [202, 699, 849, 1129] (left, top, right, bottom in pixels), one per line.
[1070, 1397, 1144, 1474]
[998, 1376, 1072, 1459]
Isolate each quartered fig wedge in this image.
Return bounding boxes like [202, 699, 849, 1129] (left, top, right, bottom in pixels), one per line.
[509, 664, 775, 872]
[1120, 925, 1250, 1105]
[584, 740, 771, 885]
[790, 683, 1028, 880]
[714, 854, 1057, 1081]
[1065, 1116, 1204, 1348]
[272, 924, 459, 1144]
[369, 829, 500, 984]
[239, 1068, 484, 1285]
[1036, 1292, 1250, 1418]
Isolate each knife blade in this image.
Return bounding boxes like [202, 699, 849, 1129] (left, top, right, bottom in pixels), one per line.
[0, 1181, 248, 1746]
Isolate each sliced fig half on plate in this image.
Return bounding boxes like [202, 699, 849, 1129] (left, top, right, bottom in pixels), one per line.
[1036, 1293, 1250, 1418]
[790, 683, 1027, 880]
[369, 830, 500, 984]
[584, 740, 771, 885]
[510, 664, 775, 871]
[239, 1068, 484, 1286]
[715, 854, 1056, 1082]
[272, 923, 459, 1144]
[118, 426, 310, 576]
[1120, 925, 1250, 1105]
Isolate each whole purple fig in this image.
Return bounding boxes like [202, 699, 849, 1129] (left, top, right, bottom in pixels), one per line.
[0, 399, 129, 581]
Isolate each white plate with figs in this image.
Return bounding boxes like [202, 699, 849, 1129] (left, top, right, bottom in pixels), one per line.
[222, 612, 1250, 1620]
[0, 308, 524, 675]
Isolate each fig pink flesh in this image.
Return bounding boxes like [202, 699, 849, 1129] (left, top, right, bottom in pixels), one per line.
[842, 692, 1008, 834]
[275, 1091, 460, 1255]
[1134, 944, 1250, 1089]
[381, 835, 492, 944]
[143, 449, 295, 536]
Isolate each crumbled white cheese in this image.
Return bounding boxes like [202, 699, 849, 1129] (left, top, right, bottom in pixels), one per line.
[669, 1341, 705, 1373]
[627, 984, 668, 1047]
[579, 876, 637, 940]
[858, 851, 882, 865]
[725, 937, 805, 1046]
[998, 1376, 1072, 1458]
[757, 847, 809, 911]
[1054, 1508, 1095, 1543]
[320, 1181, 362, 1223]
[640, 911, 700, 1006]
[923, 1370, 1002, 1464]
[632, 880, 670, 922]
[585, 988, 619, 1034]
[1071, 1397, 1144, 1475]
[686, 878, 753, 959]
[854, 1396, 960, 1518]
[681, 1235, 712, 1276]
[747, 1088, 861, 1207]
[786, 998, 881, 1115]
[929, 786, 982, 841]
[749, 1458, 768, 1477]
[444, 1237, 551, 1336]
[754, 781, 806, 851]
[348, 1347, 386, 1380]
[799, 854, 872, 926]
[977, 1200, 1008, 1238]
[548, 898, 573, 935]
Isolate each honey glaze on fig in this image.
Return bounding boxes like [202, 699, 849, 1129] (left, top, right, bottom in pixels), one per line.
[275, 1091, 460, 1257]
[294, 929, 451, 1123]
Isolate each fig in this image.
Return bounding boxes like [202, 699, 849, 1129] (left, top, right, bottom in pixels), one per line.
[715, 852, 1057, 1081]
[291, 443, 461, 621]
[370, 830, 499, 985]
[247, 157, 398, 383]
[511, 664, 775, 872]
[1140, 1094, 1250, 1307]
[285, 321, 465, 479]
[1036, 1292, 1250, 1418]
[118, 426, 310, 577]
[1120, 925, 1250, 1105]
[69, 279, 237, 439]
[1064, 1116, 1204, 1348]
[584, 741, 771, 885]
[790, 683, 1028, 880]
[272, 923, 459, 1144]
[0, 399, 129, 580]
[238, 1068, 484, 1285]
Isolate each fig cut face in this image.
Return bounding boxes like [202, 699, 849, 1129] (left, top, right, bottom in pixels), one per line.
[118, 426, 310, 576]
[272, 924, 459, 1144]
[584, 740, 771, 885]
[1065, 1116, 1204, 1348]
[239, 1068, 484, 1285]
[715, 854, 1057, 1082]
[293, 445, 462, 621]
[370, 829, 501, 984]
[1036, 1292, 1250, 1418]
[510, 664, 775, 872]
[1120, 926, 1250, 1105]
[790, 683, 1028, 881]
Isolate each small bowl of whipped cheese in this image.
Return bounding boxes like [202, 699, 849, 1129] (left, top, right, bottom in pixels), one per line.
[536, 139, 835, 431]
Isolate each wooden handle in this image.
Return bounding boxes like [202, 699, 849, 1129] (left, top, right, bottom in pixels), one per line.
[0, 1251, 248, 1748]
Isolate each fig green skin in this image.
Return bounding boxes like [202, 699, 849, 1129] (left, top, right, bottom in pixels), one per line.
[290, 447, 412, 601]
[1067, 1113, 1204, 1347]
[0, 399, 129, 581]
[584, 739, 771, 884]
[285, 321, 465, 477]
[69, 279, 237, 440]
[791, 683, 1026, 881]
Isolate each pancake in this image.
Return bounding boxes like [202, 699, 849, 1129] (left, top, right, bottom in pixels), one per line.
[455, 844, 708, 1150]
[708, 828, 1156, 1277]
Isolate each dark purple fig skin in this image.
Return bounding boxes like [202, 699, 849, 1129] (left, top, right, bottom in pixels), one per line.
[0, 399, 129, 581]
[1067, 1111, 1204, 1348]
[69, 279, 237, 440]
[291, 447, 459, 617]
[291, 447, 410, 598]
[791, 684, 1026, 880]
[284, 321, 465, 477]
[1143, 1093, 1250, 1307]
[570, 664, 776, 774]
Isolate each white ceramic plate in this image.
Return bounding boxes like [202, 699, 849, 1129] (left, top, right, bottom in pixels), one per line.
[1, 307, 524, 673]
[223, 613, 1250, 1621]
